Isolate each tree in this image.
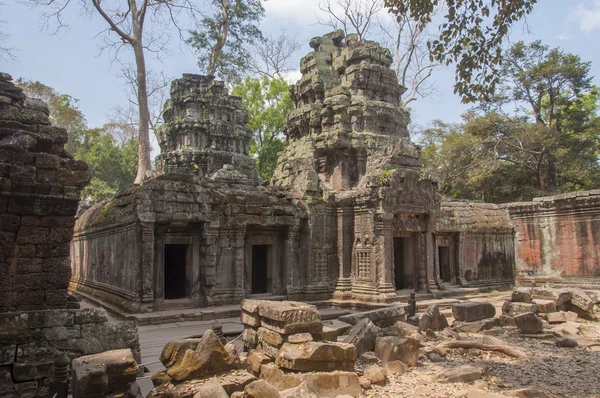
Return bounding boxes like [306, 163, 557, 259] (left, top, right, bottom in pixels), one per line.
[231, 76, 294, 179]
[316, 0, 439, 106]
[25, 0, 202, 184]
[188, 0, 264, 84]
[16, 79, 138, 200]
[384, 0, 538, 102]
[419, 43, 600, 203]
[249, 30, 302, 79]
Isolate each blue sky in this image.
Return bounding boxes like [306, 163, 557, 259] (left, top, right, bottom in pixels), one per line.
[2, 0, 600, 142]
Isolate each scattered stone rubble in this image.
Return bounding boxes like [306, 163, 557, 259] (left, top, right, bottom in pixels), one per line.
[144, 288, 600, 398]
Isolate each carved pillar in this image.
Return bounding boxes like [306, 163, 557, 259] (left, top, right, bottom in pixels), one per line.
[334, 207, 353, 295]
[203, 228, 218, 289]
[417, 232, 428, 292]
[140, 222, 155, 307]
[375, 213, 395, 295]
[285, 223, 301, 293]
[233, 227, 246, 293]
[424, 231, 437, 292]
[456, 232, 466, 286]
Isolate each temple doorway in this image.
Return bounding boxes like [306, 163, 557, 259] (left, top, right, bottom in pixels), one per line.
[251, 244, 270, 294]
[393, 235, 414, 290]
[164, 244, 187, 299]
[439, 246, 451, 282]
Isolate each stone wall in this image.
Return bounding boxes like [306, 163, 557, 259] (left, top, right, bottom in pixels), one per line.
[0, 73, 141, 397]
[0, 308, 139, 397]
[437, 201, 515, 286]
[0, 73, 90, 312]
[503, 190, 600, 284]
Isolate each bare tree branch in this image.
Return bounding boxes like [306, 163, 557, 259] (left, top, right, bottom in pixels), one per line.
[250, 30, 301, 78]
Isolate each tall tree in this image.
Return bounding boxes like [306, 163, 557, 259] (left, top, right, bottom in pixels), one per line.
[384, 0, 538, 102]
[231, 76, 294, 179]
[25, 0, 202, 184]
[188, 0, 264, 84]
[249, 30, 302, 79]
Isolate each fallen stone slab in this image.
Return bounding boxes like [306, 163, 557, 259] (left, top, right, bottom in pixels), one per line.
[258, 301, 322, 335]
[419, 304, 449, 332]
[514, 312, 543, 334]
[259, 363, 302, 390]
[512, 287, 533, 303]
[531, 299, 556, 314]
[322, 319, 352, 336]
[71, 348, 139, 398]
[452, 302, 496, 322]
[342, 318, 379, 356]
[565, 311, 579, 321]
[531, 288, 571, 310]
[382, 320, 419, 337]
[503, 301, 537, 317]
[438, 365, 482, 383]
[374, 336, 420, 366]
[275, 342, 356, 372]
[246, 350, 271, 375]
[217, 370, 257, 396]
[553, 321, 580, 336]
[167, 330, 240, 382]
[300, 371, 361, 397]
[566, 289, 595, 317]
[160, 338, 203, 369]
[545, 312, 566, 324]
[338, 305, 406, 327]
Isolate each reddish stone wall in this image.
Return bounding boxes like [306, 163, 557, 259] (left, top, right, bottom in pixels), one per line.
[0, 73, 89, 312]
[504, 191, 600, 280]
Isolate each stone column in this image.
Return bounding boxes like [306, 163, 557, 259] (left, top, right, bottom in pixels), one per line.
[424, 231, 437, 292]
[375, 213, 395, 296]
[456, 233, 467, 286]
[285, 223, 301, 294]
[233, 227, 246, 294]
[334, 207, 353, 297]
[140, 222, 155, 309]
[417, 233, 428, 292]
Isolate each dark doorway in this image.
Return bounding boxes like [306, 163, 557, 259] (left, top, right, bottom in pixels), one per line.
[251, 245, 269, 294]
[439, 246, 451, 282]
[164, 244, 187, 299]
[394, 237, 405, 289]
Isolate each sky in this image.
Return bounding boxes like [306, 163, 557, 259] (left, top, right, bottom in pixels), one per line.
[2, 0, 600, 146]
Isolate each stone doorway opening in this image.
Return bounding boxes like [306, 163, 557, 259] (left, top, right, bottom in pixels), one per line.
[164, 244, 188, 299]
[251, 244, 270, 294]
[439, 246, 451, 282]
[393, 236, 414, 290]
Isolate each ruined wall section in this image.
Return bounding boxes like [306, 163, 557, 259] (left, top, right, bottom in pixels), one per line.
[0, 73, 90, 312]
[438, 201, 515, 285]
[156, 74, 255, 180]
[504, 190, 600, 283]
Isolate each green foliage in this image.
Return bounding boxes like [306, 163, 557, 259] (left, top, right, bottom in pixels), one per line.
[384, 0, 538, 103]
[419, 42, 600, 203]
[15, 79, 137, 201]
[232, 76, 293, 179]
[188, 0, 264, 84]
[380, 169, 396, 185]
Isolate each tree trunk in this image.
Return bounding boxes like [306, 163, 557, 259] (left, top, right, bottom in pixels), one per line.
[208, 0, 230, 76]
[133, 41, 152, 184]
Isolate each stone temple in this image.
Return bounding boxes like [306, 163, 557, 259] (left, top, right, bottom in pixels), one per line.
[70, 31, 598, 315]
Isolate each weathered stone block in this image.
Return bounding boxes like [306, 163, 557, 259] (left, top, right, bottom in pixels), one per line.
[531, 288, 571, 309]
[259, 327, 284, 347]
[342, 318, 379, 356]
[338, 305, 406, 327]
[419, 304, 449, 332]
[12, 361, 53, 381]
[0, 345, 16, 365]
[71, 348, 139, 398]
[246, 350, 271, 375]
[374, 336, 419, 366]
[258, 301, 321, 335]
[275, 342, 356, 372]
[532, 299, 556, 314]
[503, 302, 537, 317]
[73, 308, 108, 324]
[452, 302, 496, 322]
[514, 312, 543, 334]
[244, 379, 280, 398]
[192, 377, 229, 398]
[438, 365, 482, 383]
[159, 338, 203, 369]
[512, 287, 533, 303]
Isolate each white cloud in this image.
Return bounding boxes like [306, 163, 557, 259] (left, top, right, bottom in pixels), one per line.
[571, 1, 600, 32]
[283, 70, 303, 85]
[555, 33, 572, 41]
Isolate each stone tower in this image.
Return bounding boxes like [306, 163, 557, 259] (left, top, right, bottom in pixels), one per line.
[156, 74, 256, 181]
[273, 31, 439, 301]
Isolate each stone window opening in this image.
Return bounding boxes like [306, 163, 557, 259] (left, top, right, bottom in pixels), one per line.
[251, 244, 270, 294]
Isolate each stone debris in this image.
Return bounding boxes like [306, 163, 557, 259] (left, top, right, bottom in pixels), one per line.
[419, 304, 449, 332]
[545, 312, 566, 324]
[363, 364, 388, 385]
[555, 337, 578, 348]
[513, 312, 543, 334]
[502, 301, 537, 317]
[452, 302, 496, 322]
[343, 318, 379, 356]
[511, 287, 533, 303]
[454, 318, 501, 333]
[438, 365, 483, 383]
[374, 336, 420, 366]
[338, 305, 407, 327]
[531, 288, 572, 310]
[243, 379, 281, 398]
[275, 341, 356, 372]
[71, 349, 139, 398]
[531, 299, 556, 314]
[191, 377, 229, 398]
[280, 381, 319, 398]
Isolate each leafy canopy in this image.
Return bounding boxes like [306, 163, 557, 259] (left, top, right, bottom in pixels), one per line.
[384, 0, 538, 103]
[231, 76, 294, 179]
